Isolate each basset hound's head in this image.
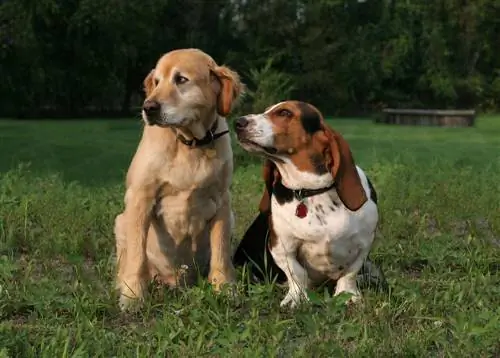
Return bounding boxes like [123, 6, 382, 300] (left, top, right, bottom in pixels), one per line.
[234, 100, 368, 212]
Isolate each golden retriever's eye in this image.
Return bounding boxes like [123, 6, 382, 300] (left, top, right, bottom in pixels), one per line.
[278, 109, 293, 118]
[174, 74, 189, 85]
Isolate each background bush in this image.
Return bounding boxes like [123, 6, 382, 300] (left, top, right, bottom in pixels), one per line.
[1, 0, 500, 118]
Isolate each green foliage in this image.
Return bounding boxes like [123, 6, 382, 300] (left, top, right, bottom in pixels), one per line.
[0, 117, 499, 356]
[245, 57, 296, 112]
[1, 0, 500, 117]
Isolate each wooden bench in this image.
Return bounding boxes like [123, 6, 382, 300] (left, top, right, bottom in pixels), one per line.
[377, 109, 476, 127]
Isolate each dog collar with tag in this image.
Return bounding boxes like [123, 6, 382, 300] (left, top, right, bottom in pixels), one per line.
[273, 180, 336, 218]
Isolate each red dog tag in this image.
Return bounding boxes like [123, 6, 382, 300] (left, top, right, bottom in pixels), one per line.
[295, 202, 308, 218]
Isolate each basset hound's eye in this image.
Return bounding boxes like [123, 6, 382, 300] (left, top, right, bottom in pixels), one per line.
[174, 74, 189, 85]
[277, 109, 293, 118]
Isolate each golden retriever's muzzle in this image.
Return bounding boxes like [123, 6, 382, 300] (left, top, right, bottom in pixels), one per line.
[143, 99, 162, 126]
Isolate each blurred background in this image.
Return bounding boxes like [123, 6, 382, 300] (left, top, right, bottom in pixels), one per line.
[1, 0, 499, 118]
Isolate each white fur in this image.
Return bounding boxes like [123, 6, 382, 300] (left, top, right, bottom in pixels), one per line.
[238, 104, 287, 150]
[264, 101, 286, 113]
[270, 165, 378, 308]
[241, 114, 275, 148]
[274, 159, 334, 190]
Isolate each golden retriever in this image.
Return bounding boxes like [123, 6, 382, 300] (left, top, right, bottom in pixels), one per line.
[114, 48, 243, 311]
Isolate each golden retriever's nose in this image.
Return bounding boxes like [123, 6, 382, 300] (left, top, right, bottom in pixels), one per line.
[143, 100, 161, 118]
[234, 117, 249, 132]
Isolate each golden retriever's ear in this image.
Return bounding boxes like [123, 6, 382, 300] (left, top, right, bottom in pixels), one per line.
[322, 123, 368, 211]
[259, 159, 280, 213]
[143, 70, 155, 97]
[211, 65, 244, 117]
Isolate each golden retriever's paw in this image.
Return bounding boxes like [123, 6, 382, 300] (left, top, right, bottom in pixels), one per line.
[118, 278, 146, 312]
[209, 268, 237, 294]
[119, 294, 144, 313]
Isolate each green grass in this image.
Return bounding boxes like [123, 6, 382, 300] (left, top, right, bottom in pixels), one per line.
[0, 116, 499, 357]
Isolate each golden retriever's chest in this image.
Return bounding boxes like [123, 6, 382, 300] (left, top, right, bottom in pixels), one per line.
[152, 146, 231, 241]
[155, 186, 221, 234]
[160, 151, 225, 191]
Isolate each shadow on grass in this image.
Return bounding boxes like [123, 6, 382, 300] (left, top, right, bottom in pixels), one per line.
[0, 120, 141, 187]
[1, 117, 498, 188]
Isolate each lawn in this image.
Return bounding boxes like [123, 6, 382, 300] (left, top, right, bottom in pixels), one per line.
[0, 115, 499, 357]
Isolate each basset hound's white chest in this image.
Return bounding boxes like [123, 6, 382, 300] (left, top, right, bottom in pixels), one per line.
[270, 190, 377, 281]
[272, 192, 353, 238]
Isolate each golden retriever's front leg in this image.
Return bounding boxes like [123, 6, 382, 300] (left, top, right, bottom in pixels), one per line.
[208, 197, 236, 291]
[117, 187, 154, 311]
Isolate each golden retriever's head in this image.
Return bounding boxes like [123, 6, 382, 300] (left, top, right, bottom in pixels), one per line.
[142, 48, 243, 136]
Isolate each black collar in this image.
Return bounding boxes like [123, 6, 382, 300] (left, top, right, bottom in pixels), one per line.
[272, 179, 336, 203]
[176, 120, 229, 148]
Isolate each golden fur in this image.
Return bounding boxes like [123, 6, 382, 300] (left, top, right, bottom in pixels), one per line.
[114, 48, 244, 311]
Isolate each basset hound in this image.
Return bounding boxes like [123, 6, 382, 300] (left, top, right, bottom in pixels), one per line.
[232, 101, 385, 308]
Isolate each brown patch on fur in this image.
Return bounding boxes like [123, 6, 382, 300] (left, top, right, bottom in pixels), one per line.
[143, 70, 156, 97]
[267, 215, 279, 249]
[258, 159, 280, 214]
[321, 120, 368, 211]
[263, 101, 326, 174]
[210, 65, 244, 117]
[310, 153, 329, 174]
[259, 160, 281, 249]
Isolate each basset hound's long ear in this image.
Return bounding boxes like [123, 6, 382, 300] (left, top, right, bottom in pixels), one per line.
[211, 65, 245, 117]
[143, 69, 156, 97]
[258, 159, 280, 213]
[321, 121, 368, 211]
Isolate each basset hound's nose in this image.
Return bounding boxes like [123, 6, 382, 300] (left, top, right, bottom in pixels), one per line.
[235, 116, 249, 131]
[142, 99, 161, 116]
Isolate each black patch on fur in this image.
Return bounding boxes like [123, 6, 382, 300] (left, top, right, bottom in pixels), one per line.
[310, 153, 328, 174]
[366, 176, 378, 204]
[338, 265, 344, 270]
[272, 180, 295, 205]
[298, 102, 322, 135]
[329, 205, 336, 211]
[328, 192, 341, 207]
[315, 214, 327, 225]
[317, 204, 325, 214]
[232, 213, 286, 283]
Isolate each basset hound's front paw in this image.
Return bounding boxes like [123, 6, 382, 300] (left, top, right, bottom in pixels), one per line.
[280, 284, 309, 309]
